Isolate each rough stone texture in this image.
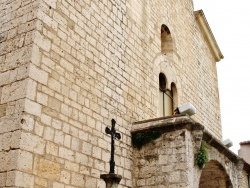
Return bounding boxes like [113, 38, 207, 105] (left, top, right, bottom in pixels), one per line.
[0, 0, 243, 187]
[238, 170, 249, 188]
[132, 117, 245, 188]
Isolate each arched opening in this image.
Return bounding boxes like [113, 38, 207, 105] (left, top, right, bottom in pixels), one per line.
[159, 73, 173, 116]
[199, 160, 233, 188]
[161, 24, 173, 54]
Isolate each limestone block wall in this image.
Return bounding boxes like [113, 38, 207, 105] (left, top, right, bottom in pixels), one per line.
[1, 0, 223, 187]
[239, 170, 249, 188]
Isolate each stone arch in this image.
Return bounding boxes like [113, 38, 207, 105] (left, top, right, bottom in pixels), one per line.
[161, 24, 174, 54]
[153, 54, 182, 116]
[199, 160, 233, 188]
[154, 14, 176, 55]
[153, 54, 182, 99]
[152, 20, 181, 117]
[158, 72, 173, 116]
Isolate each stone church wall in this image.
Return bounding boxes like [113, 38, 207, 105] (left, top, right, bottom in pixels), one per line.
[1, 0, 223, 187]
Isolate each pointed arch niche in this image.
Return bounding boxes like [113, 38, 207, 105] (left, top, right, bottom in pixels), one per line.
[161, 24, 174, 54]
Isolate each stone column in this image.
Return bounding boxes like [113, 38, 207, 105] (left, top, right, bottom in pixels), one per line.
[100, 174, 122, 188]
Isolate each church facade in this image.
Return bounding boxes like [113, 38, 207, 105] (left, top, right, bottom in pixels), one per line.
[0, 0, 249, 187]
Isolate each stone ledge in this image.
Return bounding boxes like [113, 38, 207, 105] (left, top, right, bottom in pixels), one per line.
[132, 114, 204, 133]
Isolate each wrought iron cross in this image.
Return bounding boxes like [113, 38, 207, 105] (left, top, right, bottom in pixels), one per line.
[105, 119, 121, 174]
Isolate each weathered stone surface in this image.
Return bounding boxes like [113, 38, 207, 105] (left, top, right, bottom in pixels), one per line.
[35, 159, 60, 180]
[6, 170, 34, 187]
[132, 118, 245, 187]
[0, 172, 6, 187]
[0, 0, 247, 187]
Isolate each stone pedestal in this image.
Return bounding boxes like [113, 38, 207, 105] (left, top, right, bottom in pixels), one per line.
[100, 173, 122, 188]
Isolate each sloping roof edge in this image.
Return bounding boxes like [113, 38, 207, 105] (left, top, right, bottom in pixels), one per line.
[195, 10, 224, 62]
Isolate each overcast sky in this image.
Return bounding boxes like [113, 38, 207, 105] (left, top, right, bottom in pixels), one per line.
[193, 0, 250, 154]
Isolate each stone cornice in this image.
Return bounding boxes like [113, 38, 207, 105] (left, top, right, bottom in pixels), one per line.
[194, 10, 224, 62]
[132, 114, 203, 133]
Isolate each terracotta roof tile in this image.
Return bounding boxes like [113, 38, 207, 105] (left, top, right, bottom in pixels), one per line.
[240, 141, 250, 145]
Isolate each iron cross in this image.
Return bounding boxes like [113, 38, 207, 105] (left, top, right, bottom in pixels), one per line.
[105, 119, 121, 174]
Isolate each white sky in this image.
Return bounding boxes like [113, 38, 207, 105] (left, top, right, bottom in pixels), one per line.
[193, 0, 250, 154]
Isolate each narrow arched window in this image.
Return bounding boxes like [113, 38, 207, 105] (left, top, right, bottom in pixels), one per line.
[161, 24, 173, 54]
[159, 73, 173, 116]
